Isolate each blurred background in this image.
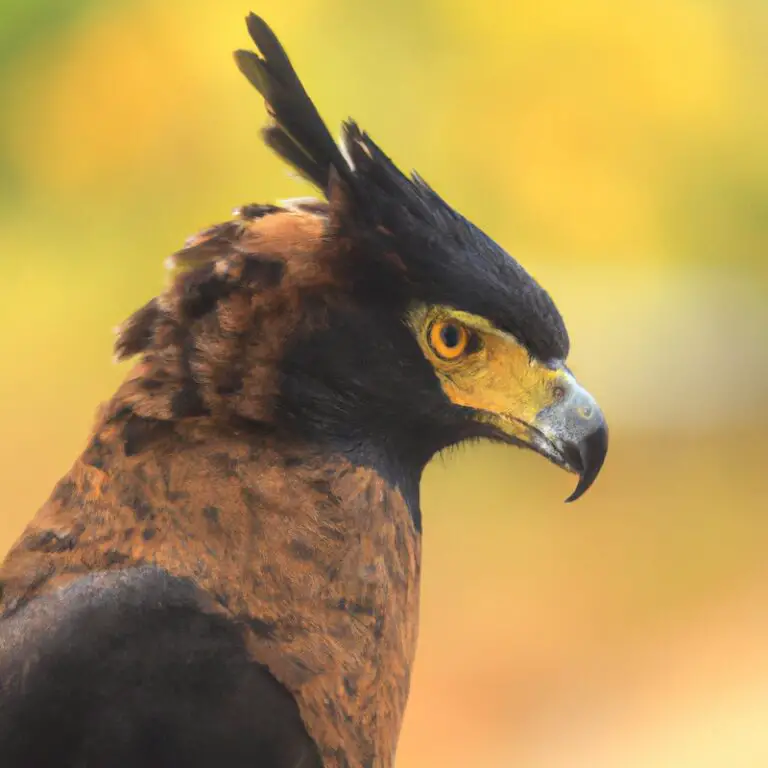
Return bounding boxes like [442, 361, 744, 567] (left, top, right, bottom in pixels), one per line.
[1, 0, 767, 765]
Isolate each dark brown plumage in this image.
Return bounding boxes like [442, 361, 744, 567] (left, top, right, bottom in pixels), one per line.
[0, 12, 607, 768]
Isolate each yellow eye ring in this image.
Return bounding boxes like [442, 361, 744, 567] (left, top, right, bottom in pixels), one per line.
[428, 320, 471, 360]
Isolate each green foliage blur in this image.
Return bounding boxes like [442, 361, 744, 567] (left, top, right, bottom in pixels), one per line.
[0, 1, 766, 766]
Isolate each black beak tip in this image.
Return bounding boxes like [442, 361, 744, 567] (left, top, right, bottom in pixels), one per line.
[564, 424, 609, 503]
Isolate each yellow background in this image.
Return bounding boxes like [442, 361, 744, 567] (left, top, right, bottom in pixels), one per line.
[1, 1, 767, 765]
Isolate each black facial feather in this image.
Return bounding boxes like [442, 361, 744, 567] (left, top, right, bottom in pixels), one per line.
[235, 13, 569, 362]
[341, 125, 570, 361]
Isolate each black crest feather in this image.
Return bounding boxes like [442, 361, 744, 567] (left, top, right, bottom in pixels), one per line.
[234, 14, 354, 193]
[233, 14, 570, 362]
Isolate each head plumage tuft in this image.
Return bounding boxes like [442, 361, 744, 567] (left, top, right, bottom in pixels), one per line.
[234, 14, 355, 194]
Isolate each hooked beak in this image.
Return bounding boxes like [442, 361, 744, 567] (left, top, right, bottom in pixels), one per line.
[527, 372, 608, 502]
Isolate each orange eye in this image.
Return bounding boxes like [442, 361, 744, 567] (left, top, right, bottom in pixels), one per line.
[428, 320, 471, 360]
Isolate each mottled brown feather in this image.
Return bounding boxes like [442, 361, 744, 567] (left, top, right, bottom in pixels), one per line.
[0, 204, 420, 767]
[112, 205, 342, 424]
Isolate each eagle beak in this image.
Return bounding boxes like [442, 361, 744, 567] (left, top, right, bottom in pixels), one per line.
[529, 372, 608, 502]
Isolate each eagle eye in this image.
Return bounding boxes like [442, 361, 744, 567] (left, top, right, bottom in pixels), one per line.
[427, 320, 472, 361]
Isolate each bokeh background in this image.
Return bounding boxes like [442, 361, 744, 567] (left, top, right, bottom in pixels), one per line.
[1, 0, 767, 765]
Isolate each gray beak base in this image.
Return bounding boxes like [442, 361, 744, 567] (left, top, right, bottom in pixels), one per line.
[531, 373, 608, 502]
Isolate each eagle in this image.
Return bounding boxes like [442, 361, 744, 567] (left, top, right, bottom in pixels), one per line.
[0, 13, 607, 768]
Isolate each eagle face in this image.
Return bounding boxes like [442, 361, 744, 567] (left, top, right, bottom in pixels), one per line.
[405, 305, 606, 503]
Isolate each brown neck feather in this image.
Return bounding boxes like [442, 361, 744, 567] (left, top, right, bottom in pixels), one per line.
[0, 402, 421, 767]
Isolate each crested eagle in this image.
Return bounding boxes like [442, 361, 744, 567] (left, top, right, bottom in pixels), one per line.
[0, 13, 607, 768]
